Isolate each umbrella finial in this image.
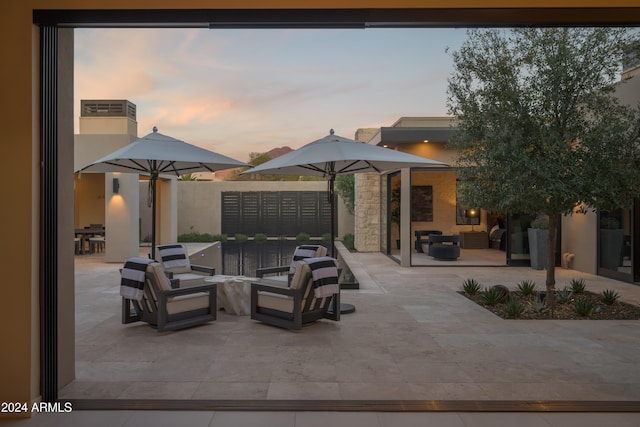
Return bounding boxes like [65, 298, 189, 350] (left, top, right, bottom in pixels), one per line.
[329, 129, 334, 135]
[152, 126, 158, 133]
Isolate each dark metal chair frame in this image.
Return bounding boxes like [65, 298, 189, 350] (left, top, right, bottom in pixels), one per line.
[122, 268, 217, 332]
[250, 271, 340, 330]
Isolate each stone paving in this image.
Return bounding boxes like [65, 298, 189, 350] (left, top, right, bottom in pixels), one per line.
[62, 244, 640, 403]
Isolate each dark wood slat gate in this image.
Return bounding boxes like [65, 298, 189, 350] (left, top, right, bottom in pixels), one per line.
[221, 191, 332, 237]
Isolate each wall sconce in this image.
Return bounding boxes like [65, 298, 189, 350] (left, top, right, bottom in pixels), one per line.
[112, 178, 120, 194]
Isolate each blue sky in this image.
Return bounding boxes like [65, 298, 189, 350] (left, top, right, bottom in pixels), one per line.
[75, 28, 468, 162]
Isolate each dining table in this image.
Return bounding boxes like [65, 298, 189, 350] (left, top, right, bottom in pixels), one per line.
[74, 227, 105, 254]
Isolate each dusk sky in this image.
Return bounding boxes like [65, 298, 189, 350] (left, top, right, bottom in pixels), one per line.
[74, 28, 468, 162]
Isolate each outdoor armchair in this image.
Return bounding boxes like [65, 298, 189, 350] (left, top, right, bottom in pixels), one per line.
[251, 257, 340, 330]
[156, 243, 216, 286]
[255, 244, 327, 286]
[121, 259, 217, 332]
[427, 234, 461, 260]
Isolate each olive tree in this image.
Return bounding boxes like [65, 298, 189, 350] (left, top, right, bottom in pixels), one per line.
[447, 28, 640, 307]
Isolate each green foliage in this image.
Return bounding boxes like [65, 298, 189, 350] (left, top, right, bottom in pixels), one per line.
[234, 233, 249, 243]
[503, 299, 525, 319]
[573, 298, 596, 317]
[601, 289, 620, 305]
[322, 233, 332, 242]
[447, 28, 640, 306]
[600, 217, 622, 229]
[462, 278, 482, 295]
[569, 278, 587, 294]
[178, 173, 198, 181]
[342, 233, 355, 251]
[534, 293, 546, 313]
[335, 174, 355, 215]
[296, 232, 310, 243]
[227, 152, 321, 181]
[516, 280, 537, 296]
[212, 234, 228, 243]
[481, 287, 507, 306]
[177, 232, 216, 242]
[530, 216, 549, 229]
[556, 287, 573, 304]
[254, 233, 268, 243]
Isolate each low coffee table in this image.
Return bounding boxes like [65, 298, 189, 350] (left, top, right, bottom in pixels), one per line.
[206, 275, 258, 316]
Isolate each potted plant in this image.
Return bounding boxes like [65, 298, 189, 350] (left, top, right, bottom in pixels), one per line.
[528, 215, 549, 270]
[600, 216, 623, 270]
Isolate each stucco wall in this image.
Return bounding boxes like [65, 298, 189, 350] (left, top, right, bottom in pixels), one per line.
[174, 180, 354, 239]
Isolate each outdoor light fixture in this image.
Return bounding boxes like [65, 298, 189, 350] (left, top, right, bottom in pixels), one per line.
[112, 178, 120, 194]
[465, 208, 480, 231]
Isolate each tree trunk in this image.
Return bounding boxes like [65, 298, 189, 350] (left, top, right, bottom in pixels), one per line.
[546, 214, 557, 312]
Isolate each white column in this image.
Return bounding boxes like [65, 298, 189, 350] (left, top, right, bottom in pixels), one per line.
[105, 172, 140, 262]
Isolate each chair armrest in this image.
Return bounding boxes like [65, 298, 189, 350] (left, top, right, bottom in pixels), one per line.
[255, 265, 289, 278]
[191, 265, 215, 276]
[162, 282, 217, 297]
[251, 281, 298, 297]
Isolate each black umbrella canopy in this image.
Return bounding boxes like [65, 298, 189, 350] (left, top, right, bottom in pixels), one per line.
[79, 127, 248, 258]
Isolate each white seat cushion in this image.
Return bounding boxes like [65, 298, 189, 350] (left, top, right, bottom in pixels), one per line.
[257, 291, 294, 313]
[166, 292, 211, 315]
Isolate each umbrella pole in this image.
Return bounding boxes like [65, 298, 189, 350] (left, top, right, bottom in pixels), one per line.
[151, 173, 157, 260]
[329, 174, 335, 258]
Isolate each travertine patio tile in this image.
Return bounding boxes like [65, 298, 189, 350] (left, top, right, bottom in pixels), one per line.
[192, 381, 269, 399]
[119, 381, 200, 399]
[67, 246, 640, 403]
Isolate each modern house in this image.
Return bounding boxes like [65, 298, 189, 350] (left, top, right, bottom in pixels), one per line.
[351, 64, 640, 284]
[3, 1, 640, 418]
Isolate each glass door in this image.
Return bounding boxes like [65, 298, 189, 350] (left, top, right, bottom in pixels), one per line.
[383, 172, 401, 262]
[506, 214, 533, 266]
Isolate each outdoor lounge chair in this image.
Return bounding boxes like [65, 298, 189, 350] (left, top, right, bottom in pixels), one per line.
[255, 244, 327, 286]
[156, 243, 216, 286]
[427, 234, 461, 260]
[121, 259, 217, 332]
[251, 257, 340, 330]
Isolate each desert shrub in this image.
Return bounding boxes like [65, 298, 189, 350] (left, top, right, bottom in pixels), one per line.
[503, 300, 525, 319]
[601, 289, 620, 305]
[234, 233, 249, 243]
[254, 233, 268, 243]
[481, 287, 506, 306]
[296, 232, 310, 243]
[178, 232, 215, 242]
[569, 278, 587, 294]
[573, 298, 595, 316]
[516, 280, 537, 296]
[556, 287, 573, 304]
[462, 278, 481, 295]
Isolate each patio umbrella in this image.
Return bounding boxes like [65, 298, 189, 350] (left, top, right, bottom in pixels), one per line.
[78, 127, 248, 259]
[242, 129, 448, 257]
